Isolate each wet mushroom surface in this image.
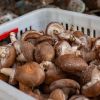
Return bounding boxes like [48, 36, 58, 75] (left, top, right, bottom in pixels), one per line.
[0, 22, 100, 100]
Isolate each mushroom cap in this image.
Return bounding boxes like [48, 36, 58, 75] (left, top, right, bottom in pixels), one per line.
[69, 95, 89, 100]
[15, 62, 45, 87]
[73, 31, 84, 38]
[46, 22, 66, 40]
[21, 30, 42, 41]
[82, 66, 100, 97]
[36, 35, 54, 45]
[20, 41, 35, 62]
[55, 54, 88, 73]
[82, 81, 100, 97]
[40, 61, 66, 85]
[49, 89, 66, 100]
[35, 42, 55, 63]
[0, 45, 16, 68]
[49, 79, 80, 92]
[0, 73, 9, 82]
[54, 40, 72, 57]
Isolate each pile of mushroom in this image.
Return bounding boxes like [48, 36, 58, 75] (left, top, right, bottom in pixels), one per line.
[0, 22, 100, 100]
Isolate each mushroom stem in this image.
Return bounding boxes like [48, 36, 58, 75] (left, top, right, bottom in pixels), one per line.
[17, 53, 27, 62]
[10, 32, 17, 43]
[0, 68, 15, 79]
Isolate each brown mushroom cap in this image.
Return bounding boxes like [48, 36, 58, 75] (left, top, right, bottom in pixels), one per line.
[21, 30, 42, 41]
[35, 42, 55, 63]
[36, 35, 54, 45]
[40, 61, 66, 85]
[15, 62, 45, 87]
[19, 41, 35, 62]
[73, 31, 84, 38]
[69, 95, 89, 100]
[82, 67, 100, 97]
[49, 89, 66, 100]
[0, 45, 16, 68]
[55, 54, 88, 73]
[49, 79, 80, 92]
[46, 22, 66, 40]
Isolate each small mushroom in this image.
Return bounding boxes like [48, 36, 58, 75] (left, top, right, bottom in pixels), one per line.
[0, 62, 45, 88]
[50, 79, 80, 100]
[49, 89, 66, 100]
[46, 22, 66, 40]
[55, 54, 88, 73]
[69, 95, 89, 100]
[40, 61, 66, 85]
[21, 30, 42, 45]
[35, 42, 55, 63]
[10, 32, 35, 62]
[0, 45, 16, 68]
[82, 66, 100, 97]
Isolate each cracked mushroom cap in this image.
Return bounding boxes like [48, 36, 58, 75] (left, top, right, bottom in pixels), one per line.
[0, 45, 16, 68]
[35, 42, 55, 63]
[55, 54, 88, 73]
[21, 30, 42, 45]
[46, 22, 66, 40]
[49, 89, 66, 100]
[49, 79, 80, 92]
[69, 95, 89, 100]
[82, 66, 100, 97]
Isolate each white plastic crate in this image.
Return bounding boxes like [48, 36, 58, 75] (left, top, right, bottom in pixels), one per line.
[0, 80, 35, 100]
[0, 8, 100, 99]
[0, 8, 100, 41]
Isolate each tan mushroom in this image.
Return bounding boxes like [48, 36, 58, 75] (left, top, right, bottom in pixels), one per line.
[21, 30, 42, 45]
[55, 54, 88, 73]
[36, 35, 54, 46]
[46, 22, 66, 40]
[10, 32, 35, 62]
[40, 61, 66, 85]
[50, 79, 80, 100]
[69, 95, 89, 100]
[35, 42, 55, 63]
[49, 89, 66, 100]
[0, 62, 45, 88]
[82, 66, 100, 97]
[0, 45, 16, 68]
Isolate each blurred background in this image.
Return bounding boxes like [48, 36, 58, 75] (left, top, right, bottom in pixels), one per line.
[0, 0, 100, 25]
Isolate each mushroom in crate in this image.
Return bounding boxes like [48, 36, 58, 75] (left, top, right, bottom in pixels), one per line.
[46, 22, 66, 41]
[40, 61, 66, 85]
[69, 95, 89, 100]
[0, 45, 16, 82]
[49, 79, 80, 100]
[0, 62, 45, 98]
[49, 89, 66, 100]
[35, 42, 55, 63]
[21, 30, 43, 45]
[10, 32, 35, 62]
[81, 66, 100, 97]
[55, 54, 88, 73]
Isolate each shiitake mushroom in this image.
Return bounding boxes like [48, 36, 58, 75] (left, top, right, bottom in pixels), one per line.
[0, 22, 100, 99]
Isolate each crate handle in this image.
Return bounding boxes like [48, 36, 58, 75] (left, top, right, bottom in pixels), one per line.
[0, 28, 18, 41]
